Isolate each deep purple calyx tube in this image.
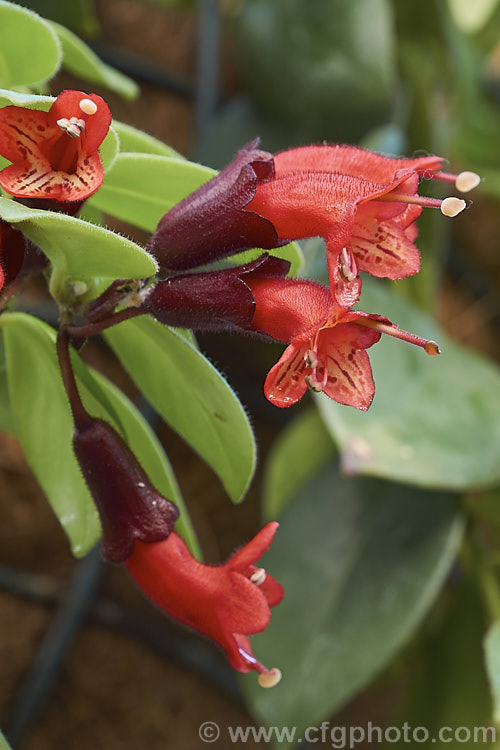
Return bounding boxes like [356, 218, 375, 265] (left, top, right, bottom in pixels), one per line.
[147, 140, 288, 271]
[73, 417, 179, 564]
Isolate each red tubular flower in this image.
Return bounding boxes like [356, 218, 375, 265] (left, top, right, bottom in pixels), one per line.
[126, 522, 284, 685]
[0, 90, 111, 202]
[247, 144, 473, 306]
[246, 276, 439, 409]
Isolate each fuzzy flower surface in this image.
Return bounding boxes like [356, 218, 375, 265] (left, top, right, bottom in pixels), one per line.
[0, 90, 111, 202]
[246, 275, 439, 408]
[247, 276, 382, 408]
[126, 522, 284, 685]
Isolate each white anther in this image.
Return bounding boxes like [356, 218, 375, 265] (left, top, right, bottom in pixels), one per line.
[258, 668, 282, 689]
[66, 124, 81, 138]
[137, 482, 146, 488]
[339, 247, 358, 282]
[455, 171, 480, 193]
[250, 568, 266, 586]
[79, 98, 98, 115]
[440, 197, 466, 217]
[56, 117, 82, 138]
[305, 349, 318, 369]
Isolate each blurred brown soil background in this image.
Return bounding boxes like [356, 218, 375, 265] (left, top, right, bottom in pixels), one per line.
[0, 1, 499, 748]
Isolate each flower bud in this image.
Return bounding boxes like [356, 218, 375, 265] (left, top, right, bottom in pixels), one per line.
[73, 417, 179, 563]
[147, 140, 286, 271]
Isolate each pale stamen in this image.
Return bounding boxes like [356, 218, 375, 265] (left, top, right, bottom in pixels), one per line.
[355, 317, 440, 356]
[258, 668, 282, 689]
[56, 117, 82, 138]
[433, 170, 481, 193]
[56, 116, 86, 139]
[250, 568, 267, 586]
[440, 197, 467, 217]
[79, 98, 98, 116]
[375, 191, 466, 216]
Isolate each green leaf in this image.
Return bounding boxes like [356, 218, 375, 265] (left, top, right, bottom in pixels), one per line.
[485, 621, 500, 724]
[98, 125, 120, 173]
[317, 279, 500, 491]
[1, 312, 199, 557]
[0, 197, 157, 303]
[19, 0, 100, 37]
[0, 87, 53, 109]
[263, 408, 333, 519]
[0, 728, 13, 750]
[89, 153, 215, 232]
[0, 338, 15, 434]
[104, 315, 256, 503]
[229, 242, 304, 279]
[2, 312, 100, 556]
[236, 0, 395, 141]
[51, 22, 139, 100]
[113, 121, 182, 157]
[391, 581, 494, 748]
[241, 463, 463, 741]
[0, 1, 61, 88]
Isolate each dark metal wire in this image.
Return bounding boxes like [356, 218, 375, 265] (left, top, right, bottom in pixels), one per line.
[195, 0, 221, 138]
[0, 564, 241, 703]
[4, 548, 103, 746]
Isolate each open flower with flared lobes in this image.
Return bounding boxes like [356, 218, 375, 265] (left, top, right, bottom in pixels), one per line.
[246, 276, 439, 408]
[247, 157, 471, 306]
[126, 523, 284, 685]
[0, 90, 111, 202]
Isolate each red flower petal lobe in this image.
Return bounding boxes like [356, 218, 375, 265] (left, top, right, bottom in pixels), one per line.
[263, 342, 309, 408]
[48, 90, 111, 152]
[0, 106, 54, 163]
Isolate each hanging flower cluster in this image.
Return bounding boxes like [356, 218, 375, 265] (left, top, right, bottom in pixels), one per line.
[142, 139, 478, 408]
[2, 89, 479, 686]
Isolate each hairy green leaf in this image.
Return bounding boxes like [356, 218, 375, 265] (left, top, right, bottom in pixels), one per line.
[104, 316, 256, 503]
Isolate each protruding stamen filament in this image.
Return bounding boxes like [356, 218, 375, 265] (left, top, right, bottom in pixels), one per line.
[355, 317, 441, 356]
[250, 568, 267, 586]
[374, 192, 444, 209]
[433, 170, 481, 193]
[375, 191, 466, 217]
[79, 98, 98, 115]
[440, 197, 466, 217]
[258, 668, 282, 689]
